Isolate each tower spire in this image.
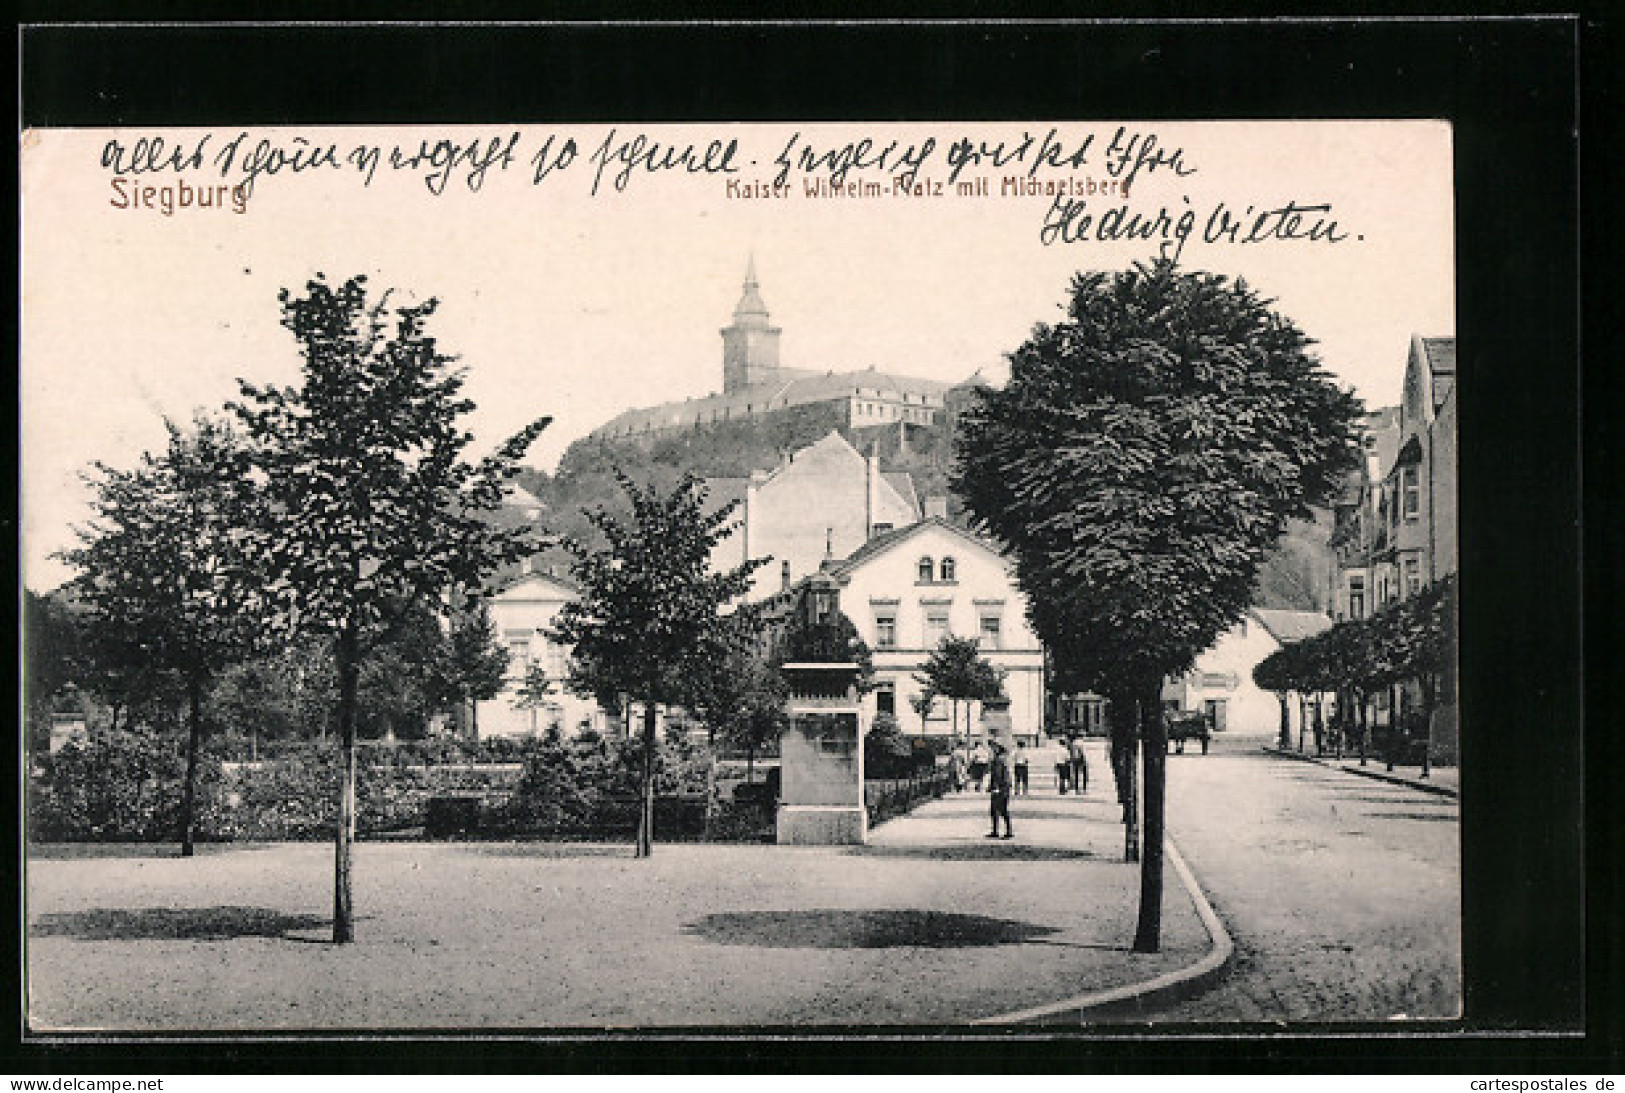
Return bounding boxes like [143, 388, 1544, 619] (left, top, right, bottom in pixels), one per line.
[722, 253, 782, 392]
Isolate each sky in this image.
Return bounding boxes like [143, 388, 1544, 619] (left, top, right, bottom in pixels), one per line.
[20, 120, 1454, 592]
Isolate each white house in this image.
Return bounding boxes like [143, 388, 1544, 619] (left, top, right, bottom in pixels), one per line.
[1162, 607, 1333, 739]
[477, 570, 613, 740]
[708, 430, 921, 600]
[823, 518, 1046, 743]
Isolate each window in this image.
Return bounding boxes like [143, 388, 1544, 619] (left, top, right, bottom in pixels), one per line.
[875, 681, 896, 717]
[917, 556, 935, 583]
[925, 611, 950, 646]
[939, 557, 957, 582]
[1402, 465, 1421, 520]
[875, 614, 898, 649]
[1404, 557, 1422, 596]
[872, 522, 893, 537]
[504, 631, 532, 672]
[978, 614, 1002, 649]
[545, 638, 569, 680]
[1349, 574, 1366, 619]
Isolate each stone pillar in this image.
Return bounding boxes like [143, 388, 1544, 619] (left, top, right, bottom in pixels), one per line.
[777, 662, 867, 845]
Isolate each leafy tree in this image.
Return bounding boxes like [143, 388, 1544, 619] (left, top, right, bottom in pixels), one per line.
[772, 601, 875, 693]
[23, 591, 91, 754]
[549, 472, 766, 857]
[689, 645, 788, 784]
[914, 635, 1005, 742]
[1252, 642, 1301, 752]
[425, 600, 511, 738]
[60, 416, 267, 856]
[954, 261, 1360, 952]
[231, 274, 550, 941]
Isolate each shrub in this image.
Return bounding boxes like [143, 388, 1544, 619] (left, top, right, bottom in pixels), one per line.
[864, 716, 916, 780]
[28, 728, 223, 842]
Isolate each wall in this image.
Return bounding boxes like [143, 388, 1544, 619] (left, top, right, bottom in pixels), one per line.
[1164, 617, 1292, 739]
[478, 574, 610, 740]
[837, 523, 1045, 741]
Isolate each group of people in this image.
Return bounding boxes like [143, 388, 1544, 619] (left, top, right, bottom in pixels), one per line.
[947, 733, 1092, 840]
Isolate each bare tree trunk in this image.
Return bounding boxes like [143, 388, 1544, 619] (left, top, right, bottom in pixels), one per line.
[1133, 686, 1166, 953]
[180, 675, 203, 858]
[334, 619, 360, 943]
[1419, 674, 1435, 778]
[636, 701, 657, 858]
[1386, 683, 1399, 772]
[1358, 691, 1370, 765]
[1277, 694, 1291, 751]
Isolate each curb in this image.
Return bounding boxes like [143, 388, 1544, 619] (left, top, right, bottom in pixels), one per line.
[1268, 746, 1458, 799]
[973, 835, 1235, 1026]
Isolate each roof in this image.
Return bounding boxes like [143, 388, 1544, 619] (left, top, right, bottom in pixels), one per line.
[827, 516, 1009, 577]
[490, 568, 583, 599]
[501, 483, 545, 510]
[1422, 338, 1456, 411]
[881, 471, 920, 516]
[590, 367, 955, 439]
[1249, 608, 1333, 644]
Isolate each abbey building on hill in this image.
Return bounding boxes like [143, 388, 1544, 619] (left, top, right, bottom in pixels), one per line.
[589, 259, 963, 444]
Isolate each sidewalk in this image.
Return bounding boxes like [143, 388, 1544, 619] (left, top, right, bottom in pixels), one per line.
[1268, 745, 1459, 798]
[26, 753, 1221, 1030]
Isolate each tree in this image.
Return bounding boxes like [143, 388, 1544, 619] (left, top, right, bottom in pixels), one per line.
[549, 472, 766, 857]
[914, 635, 1005, 742]
[60, 416, 267, 856]
[232, 274, 549, 941]
[954, 261, 1359, 952]
[23, 590, 90, 754]
[423, 599, 511, 738]
[690, 645, 788, 784]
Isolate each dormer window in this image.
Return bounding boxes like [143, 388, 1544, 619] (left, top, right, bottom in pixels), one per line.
[917, 556, 935, 583]
[939, 557, 957, 582]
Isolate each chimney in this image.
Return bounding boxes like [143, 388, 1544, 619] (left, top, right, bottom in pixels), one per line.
[865, 444, 880, 540]
[924, 495, 949, 520]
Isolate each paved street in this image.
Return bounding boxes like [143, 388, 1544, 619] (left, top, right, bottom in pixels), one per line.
[1154, 742, 1461, 1023]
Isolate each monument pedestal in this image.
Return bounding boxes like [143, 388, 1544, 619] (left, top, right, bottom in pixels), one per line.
[776, 663, 867, 846]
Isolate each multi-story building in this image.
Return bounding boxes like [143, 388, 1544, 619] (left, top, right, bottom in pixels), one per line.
[1329, 406, 1402, 622]
[1325, 334, 1458, 759]
[589, 261, 956, 445]
[820, 517, 1047, 743]
[475, 568, 614, 740]
[707, 430, 922, 601]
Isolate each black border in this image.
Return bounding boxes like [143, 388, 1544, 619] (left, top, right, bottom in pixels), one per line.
[13, 15, 1603, 1075]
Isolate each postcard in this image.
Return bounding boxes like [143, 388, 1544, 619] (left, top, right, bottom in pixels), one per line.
[21, 119, 1460, 1033]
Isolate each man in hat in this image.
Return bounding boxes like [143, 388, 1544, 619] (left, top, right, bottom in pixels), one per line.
[986, 740, 1015, 840]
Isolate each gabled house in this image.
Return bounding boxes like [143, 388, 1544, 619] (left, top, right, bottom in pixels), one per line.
[821, 517, 1046, 742]
[476, 569, 613, 740]
[1163, 607, 1334, 739]
[708, 430, 922, 600]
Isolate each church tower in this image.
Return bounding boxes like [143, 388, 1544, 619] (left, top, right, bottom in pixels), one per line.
[721, 256, 783, 393]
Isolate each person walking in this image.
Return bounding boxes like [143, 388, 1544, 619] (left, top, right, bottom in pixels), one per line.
[1051, 735, 1071, 794]
[986, 740, 1014, 839]
[949, 742, 968, 793]
[1069, 734, 1089, 796]
[969, 739, 990, 792]
[1012, 741, 1030, 796]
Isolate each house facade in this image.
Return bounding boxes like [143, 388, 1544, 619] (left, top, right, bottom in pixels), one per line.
[823, 518, 1046, 744]
[1163, 608, 1333, 739]
[475, 570, 614, 740]
[708, 430, 922, 600]
[1325, 334, 1459, 760]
